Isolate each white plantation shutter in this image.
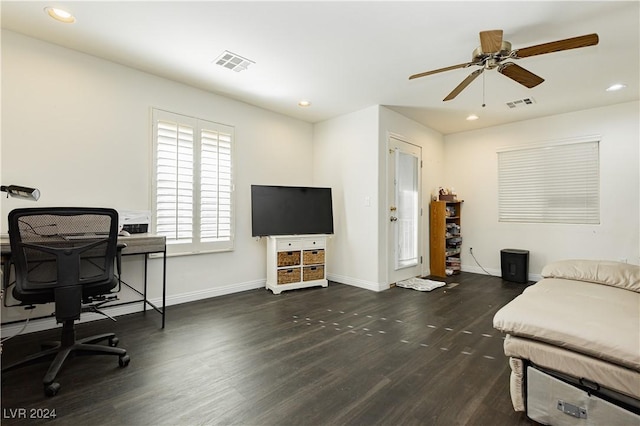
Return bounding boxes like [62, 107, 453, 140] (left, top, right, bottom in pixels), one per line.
[498, 138, 600, 224]
[200, 129, 233, 242]
[152, 109, 234, 255]
[156, 120, 194, 243]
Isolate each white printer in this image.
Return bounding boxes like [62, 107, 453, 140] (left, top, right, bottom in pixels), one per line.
[118, 210, 151, 234]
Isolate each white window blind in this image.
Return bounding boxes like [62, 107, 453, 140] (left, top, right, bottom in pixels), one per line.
[152, 109, 234, 255]
[498, 139, 600, 224]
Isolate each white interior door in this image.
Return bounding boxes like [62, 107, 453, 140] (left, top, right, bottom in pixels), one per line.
[388, 136, 422, 285]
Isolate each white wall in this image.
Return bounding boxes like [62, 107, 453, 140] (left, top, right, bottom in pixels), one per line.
[313, 106, 381, 290]
[4, 28, 636, 332]
[313, 105, 446, 291]
[1, 30, 314, 328]
[444, 101, 640, 277]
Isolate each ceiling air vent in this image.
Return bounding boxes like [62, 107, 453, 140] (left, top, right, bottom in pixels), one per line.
[214, 51, 255, 72]
[506, 97, 536, 109]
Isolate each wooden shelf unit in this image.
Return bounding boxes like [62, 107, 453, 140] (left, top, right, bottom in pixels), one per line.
[429, 200, 463, 278]
[266, 235, 328, 294]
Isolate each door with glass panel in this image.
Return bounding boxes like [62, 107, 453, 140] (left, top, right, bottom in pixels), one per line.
[387, 136, 422, 285]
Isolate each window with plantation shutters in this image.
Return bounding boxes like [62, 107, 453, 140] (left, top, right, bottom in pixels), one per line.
[498, 138, 600, 224]
[152, 109, 234, 255]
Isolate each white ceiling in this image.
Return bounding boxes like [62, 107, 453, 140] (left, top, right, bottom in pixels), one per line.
[2, 1, 638, 134]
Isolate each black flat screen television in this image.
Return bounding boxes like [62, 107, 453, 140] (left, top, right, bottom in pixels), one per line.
[251, 185, 334, 237]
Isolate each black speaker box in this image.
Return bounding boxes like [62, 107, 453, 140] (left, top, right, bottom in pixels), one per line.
[501, 249, 529, 283]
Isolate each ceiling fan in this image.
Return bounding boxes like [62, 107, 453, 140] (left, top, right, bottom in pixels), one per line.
[409, 30, 599, 102]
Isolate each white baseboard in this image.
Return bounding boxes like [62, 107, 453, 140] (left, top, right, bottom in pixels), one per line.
[156, 278, 265, 307]
[460, 264, 502, 277]
[0, 278, 266, 337]
[461, 265, 541, 283]
[327, 273, 385, 292]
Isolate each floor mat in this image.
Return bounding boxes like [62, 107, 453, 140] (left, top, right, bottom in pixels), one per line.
[397, 277, 446, 292]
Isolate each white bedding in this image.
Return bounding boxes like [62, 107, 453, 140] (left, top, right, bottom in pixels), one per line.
[493, 260, 640, 414]
[493, 277, 640, 371]
[541, 259, 640, 292]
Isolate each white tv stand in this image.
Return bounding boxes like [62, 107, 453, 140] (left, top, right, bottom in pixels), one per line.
[266, 235, 328, 294]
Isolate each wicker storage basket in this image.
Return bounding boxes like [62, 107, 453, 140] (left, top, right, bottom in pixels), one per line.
[303, 265, 324, 281]
[277, 251, 301, 267]
[277, 268, 301, 284]
[303, 249, 325, 265]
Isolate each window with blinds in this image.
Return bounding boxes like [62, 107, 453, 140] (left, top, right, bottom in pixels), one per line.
[152, 109, 234, 255]
[498, 138, 600, 224]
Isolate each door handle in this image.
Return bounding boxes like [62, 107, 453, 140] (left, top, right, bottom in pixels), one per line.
[390, 216, 398, 222]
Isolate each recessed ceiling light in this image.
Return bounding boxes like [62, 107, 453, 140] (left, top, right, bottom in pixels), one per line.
[466, 114, 479, 121]
[606, 83, 627, 92]
[298, 100, 311, 107]
[44, 7, 76, 23]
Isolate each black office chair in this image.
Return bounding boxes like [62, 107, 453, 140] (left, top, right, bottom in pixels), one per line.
[2, 207, 130, 396]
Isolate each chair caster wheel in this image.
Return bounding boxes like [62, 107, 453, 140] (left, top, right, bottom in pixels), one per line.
[119, 354, 130, 367]
[44, 382, 61, 397]
[109, 337, 119, 347]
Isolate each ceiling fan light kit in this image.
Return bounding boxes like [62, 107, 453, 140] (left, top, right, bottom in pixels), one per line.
[410, 30, 599, 102]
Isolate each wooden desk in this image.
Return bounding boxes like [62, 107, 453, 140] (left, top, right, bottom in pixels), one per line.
[1, 233, 167, 328]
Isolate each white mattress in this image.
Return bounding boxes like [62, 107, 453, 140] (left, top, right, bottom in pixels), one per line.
[504, 334, 640, 400]
[493, 278, 640, 371]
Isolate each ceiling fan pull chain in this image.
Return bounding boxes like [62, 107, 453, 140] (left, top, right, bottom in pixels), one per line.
[482, 70, 486, 107]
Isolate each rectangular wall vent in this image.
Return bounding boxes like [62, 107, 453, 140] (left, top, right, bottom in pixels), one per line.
[214, 51, 255, 72]
[506, 97, 536, 109]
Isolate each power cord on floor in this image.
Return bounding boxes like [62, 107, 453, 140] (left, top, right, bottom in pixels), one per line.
[469, 247, 496, 277]
[0, 306, 34, 353]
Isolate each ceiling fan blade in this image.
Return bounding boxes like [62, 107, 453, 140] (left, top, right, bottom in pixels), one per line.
[514, 33, 599, 58]
[409, 62, 475, 80]
[443, 69, 483, 101]
[498, 63, 544, 88]
[479, 30, 503, 53]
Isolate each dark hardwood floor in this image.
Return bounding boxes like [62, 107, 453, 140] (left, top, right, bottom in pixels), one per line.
[1, 272, 538, 425]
